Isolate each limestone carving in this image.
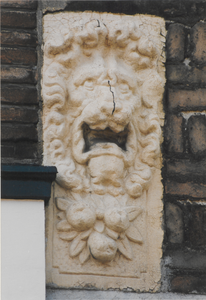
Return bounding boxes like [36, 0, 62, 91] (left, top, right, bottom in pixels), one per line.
[43, 12, 165, 290]
[56, 197, 143, 263]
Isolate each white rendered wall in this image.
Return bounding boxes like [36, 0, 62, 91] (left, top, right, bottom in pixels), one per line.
[2, 200, 45, 300]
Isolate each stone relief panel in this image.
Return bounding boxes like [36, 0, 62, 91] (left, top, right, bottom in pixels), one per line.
[43, 12, 165, 291]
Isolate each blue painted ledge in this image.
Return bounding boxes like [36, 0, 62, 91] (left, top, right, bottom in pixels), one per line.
[2, 165, 57, 203]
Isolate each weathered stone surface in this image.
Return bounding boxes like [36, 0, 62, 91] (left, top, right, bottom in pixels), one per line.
[187, 115, 206, 157]
[168, 89, 206, 111]
[1, 85, 38, 105]
[165, 115, 184, 154]
[1, 124, 38, 142]
[1, 30, 37, 47]
[165, 203, 183, 244]
[1, 47, 37, 65]
[1, 10, 36, 29]
[43, 12, 165, 291]
[1, 66, 36, 84]
[191, 22, 206, 64]
[1, 106, 38, 123]
[167, 65, 206, 85]
[165, 180, 206, 199]
[167, 23, 185, 62]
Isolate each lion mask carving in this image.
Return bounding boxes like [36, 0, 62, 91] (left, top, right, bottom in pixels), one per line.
[42, 14, 164, 263]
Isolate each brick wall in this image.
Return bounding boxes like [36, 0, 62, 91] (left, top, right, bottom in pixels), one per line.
[1, 0, 40, 164]
[164, 16, 206, 293]
[1, 0, 206, 295]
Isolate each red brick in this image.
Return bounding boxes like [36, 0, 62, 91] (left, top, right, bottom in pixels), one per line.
[168, 89, 206, 111]
[165, 202, 183, 244]
[165, 114, 184, 154]
[1, 124, 38, 142]
[171, 275, 206, 293]
[1, 106, 38, 123]
[1, 10, 36, 29]
[1, 66, 36, 84]
[167, 65, 206, 85]
[167, 23, 186, 62]
[1, 0, 37, 10]
[188, 115, 206, 156]
[191, 22, 206, 64]
[166, 159, 206, 182]
[165, 180, 206, 198]
[1, 85, 38, 105]
[1, 47, 37, 65]
[1, 30, 37, 47]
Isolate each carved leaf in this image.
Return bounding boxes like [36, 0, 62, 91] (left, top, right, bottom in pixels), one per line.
[56, 197, 71, 211]
[126, 225, 143, 244]
[117, 236, 133, 260]
[70, 236, 87, 258]
[94, 221, 104, 233]
[57, 220, 72, 232]
[59, 231, 78, 241]
[79, 228, 93, 240]
[125, 206, 143, 221]
[57, 212, 65, 220]
[105, 227, 119, 240]
[79, 246, 90, 264]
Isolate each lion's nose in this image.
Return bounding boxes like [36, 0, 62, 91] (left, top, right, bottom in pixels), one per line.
[100, 87, 122, 115]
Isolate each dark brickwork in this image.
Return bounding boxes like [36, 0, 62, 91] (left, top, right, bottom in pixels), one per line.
[1, 0, 40, 164]
[168, 89, 206, 112]
[166, 24, 186, 62]
[164, 2, 206, 293]
[187, 115, 206, 157]
[165, 114, 185, 154]
[190, 22, 206, 65]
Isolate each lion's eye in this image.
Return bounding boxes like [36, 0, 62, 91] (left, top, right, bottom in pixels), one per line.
[119, 83, 130, 94]
[84, 79, 94, 91]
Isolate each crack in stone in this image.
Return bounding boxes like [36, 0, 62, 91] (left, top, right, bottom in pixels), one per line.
[108, 80, 115, 115]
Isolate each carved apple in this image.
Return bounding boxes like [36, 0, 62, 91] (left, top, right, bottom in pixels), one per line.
[88, 232, 117, 262]
[104, 208, 130, 233]
[66, 202, 96, 231]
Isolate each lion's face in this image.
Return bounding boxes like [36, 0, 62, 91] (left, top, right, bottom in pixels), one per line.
[68, 52, 141, 166]
[64, 52, 144, 194]
[43, 16, 164, 198]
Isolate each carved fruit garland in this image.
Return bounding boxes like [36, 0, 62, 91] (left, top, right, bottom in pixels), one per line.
[56, 197, 143, 264]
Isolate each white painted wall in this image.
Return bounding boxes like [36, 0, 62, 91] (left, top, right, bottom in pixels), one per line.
[2, 200, 45, 300]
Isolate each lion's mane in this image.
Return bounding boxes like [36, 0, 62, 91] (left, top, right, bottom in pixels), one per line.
[42, 19, 164, 198]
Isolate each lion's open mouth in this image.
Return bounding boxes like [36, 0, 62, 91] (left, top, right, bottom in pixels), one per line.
[82, 123, 128, 152]
[72, 117, 137, 167]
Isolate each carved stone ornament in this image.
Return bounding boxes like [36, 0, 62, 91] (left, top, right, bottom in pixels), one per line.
[43, 12, 166, 291]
